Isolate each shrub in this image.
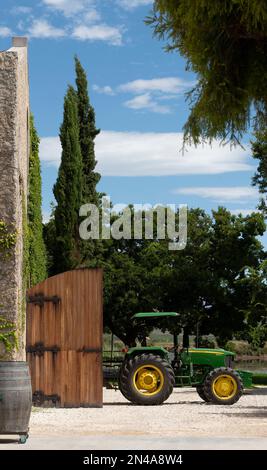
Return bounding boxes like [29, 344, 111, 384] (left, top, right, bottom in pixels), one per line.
[252, 374, 267, 385]
[225, 340, 253, 355]
[198, 335, 217, 349]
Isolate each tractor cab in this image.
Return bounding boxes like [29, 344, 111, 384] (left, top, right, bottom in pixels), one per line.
[131, 311, 235, 370]
[132, 311, 180, 350]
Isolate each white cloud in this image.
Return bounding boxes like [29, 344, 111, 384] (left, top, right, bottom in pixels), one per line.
[0, 26, 12, 37]
[118, 77, 194, 94]
[40, 137, 62, 167]
[28, 19, 66, 38]
[40, 132, 253, 177]
[94, 77, 194, 102]
[117, 0, 153, 10]
[72, 24, 122, 45]
[42, 210, 52, 224]
[93, 76, 194, 113]
[84, 9, 101, 23]
[42, 0, 88, 16]
[41, 1, 124, 45]
[124, 93, 171, 114]
[42, 0, 101, 24]
[93, 85, 115, 95]
[11, 6, 32, 14]
[173, 187, 259, 203]
[122, 77, 193, 113]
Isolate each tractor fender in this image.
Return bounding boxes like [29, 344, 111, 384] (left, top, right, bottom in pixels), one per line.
[126, 346, 169, 360]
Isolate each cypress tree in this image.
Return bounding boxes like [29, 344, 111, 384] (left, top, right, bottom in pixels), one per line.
[75, 56, 101, 205]
[53, 86, 83, 273]
[75, 57, 104, 265]
[28, 115, 47, 286]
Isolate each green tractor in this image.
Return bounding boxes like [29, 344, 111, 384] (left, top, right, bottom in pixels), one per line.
[115, 312, 252, 406]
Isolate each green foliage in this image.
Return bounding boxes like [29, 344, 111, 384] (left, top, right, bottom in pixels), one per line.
[43, 205, 56, 274]
[0, 210, 26, 356]
[225, 340, 252, 355]
[28, 115, 47, 286]
[247, 323, 267, 351]
[0, 220, 16, 257]
[53, 86, 84, 273]
[103, 252, 150, 346]
[147, 0, 267, 144]
[21, 196, 29, 340]
[103, 207, 266, 346]
[200, 208, 266, 343]
[198, 335, 217, 349]
[0, 316, 17, 357]
[252, 128, 267, 215]
[237, 261, 267, 326]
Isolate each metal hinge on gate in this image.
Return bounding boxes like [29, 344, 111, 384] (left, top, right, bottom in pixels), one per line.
[33, 391, 60, 406]
[78, 347, 102, 353]
[27, 294, 61, 307]
[27, 342, 60, 357]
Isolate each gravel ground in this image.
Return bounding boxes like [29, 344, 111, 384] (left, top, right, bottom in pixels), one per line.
[27, 386, 267, 439]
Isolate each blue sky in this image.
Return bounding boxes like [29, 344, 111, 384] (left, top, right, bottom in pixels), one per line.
[0, 0, 265, 245]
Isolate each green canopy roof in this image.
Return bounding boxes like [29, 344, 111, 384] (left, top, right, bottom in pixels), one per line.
[132, 312, 179, 319]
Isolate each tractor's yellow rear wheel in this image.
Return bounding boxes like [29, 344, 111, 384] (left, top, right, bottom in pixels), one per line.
[119, 354, 175, 405]
[203, 367, 243, 405]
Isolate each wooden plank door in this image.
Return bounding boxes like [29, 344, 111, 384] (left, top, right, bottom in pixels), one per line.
[26, 268, 103, 407]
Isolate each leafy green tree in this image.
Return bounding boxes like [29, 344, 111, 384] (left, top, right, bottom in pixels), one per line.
[103, 208, 210, 344]
[28, 115, 47, 286]
[237, 260, 267, 326]
[103, 253, 150, 346]
[53, 86, 83, 273]
[147, 1, 267, 144]
[234, 260, 267, 351]
[252, 128, 267, 215]
[200, 208, 266, 344]
[247, 323, 267, 351]
[103, 207, 266, 347]
[103, 207, 178, 345]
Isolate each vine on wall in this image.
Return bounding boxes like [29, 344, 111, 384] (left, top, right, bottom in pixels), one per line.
[0, 317, 18, 355]
[0, 220, 16, 256]
[0, 219, 17, 357]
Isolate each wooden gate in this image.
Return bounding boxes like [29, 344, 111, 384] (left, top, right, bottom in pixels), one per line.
[26, 268, 103, 408]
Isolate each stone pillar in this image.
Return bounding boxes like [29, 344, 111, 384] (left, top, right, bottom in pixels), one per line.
[0, 37, 29, 360]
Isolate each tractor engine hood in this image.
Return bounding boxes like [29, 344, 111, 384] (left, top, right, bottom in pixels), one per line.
[182, 348, 234, 368]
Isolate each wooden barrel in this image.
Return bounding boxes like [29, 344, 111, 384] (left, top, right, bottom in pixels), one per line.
[0, 362, 32, 434]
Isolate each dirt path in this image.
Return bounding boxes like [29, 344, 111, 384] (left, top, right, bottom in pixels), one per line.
[27, 387, 267, 439]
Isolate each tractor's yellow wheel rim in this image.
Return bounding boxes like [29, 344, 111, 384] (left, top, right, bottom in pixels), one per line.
[212, 375, 238, 400]
[133, 365, 164, 396]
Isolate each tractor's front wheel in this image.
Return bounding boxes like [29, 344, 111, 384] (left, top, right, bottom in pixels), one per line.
[203, 367, 243, 405]
[119, 354, 175, 405]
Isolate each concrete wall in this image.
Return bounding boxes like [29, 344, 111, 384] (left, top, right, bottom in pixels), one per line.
[0, 37, 29, 360]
